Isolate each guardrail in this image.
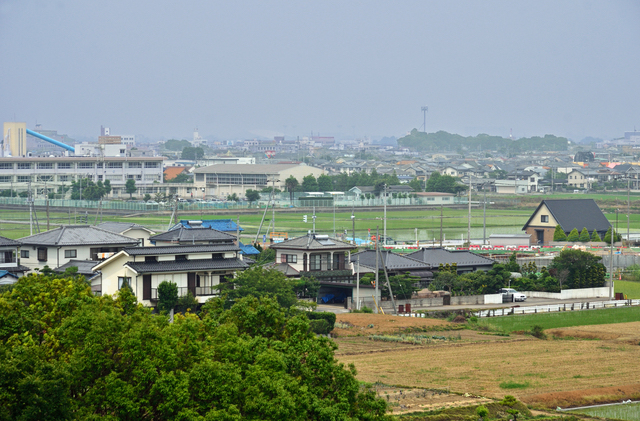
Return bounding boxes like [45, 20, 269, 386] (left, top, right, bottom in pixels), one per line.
[473, 299, 640, 318]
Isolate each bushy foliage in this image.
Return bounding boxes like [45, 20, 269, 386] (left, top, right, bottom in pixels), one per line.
[567, 228, 580, 242]
[549, 249, 606, 289]
[431, 264, 512, 296]
[157, 280, 178, 313]
[425, 172, 467, 195]
[603, 226, 622, 243]
[591, 228, 602, 242]
[218, 266, 301, 309]
[505, 252, 520, 272]
[0, 274, 389, 420]
[578, 227, 591, 242]
[328, 168, 401, 192]
[307, 311, 336, 331]
[553, 224, 567, 241]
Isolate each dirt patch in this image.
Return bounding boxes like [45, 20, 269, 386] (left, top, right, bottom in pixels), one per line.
[548, 321, 640, 345]
[524, 383, 640, 409]
[371, 385, 491, 414]
[333, 313, 451, 337]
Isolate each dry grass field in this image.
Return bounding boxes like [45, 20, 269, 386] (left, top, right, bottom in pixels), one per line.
[333, 314, 640, 411]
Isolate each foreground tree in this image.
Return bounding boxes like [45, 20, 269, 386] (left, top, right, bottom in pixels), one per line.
[553, 224, 567, 241]
[567, 228, 580, 242]
[0, 274, 389, 420]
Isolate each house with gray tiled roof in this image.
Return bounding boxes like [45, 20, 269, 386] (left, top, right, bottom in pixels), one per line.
[18, 225, 140, 270]
[93, 244, 249, 305]
[0, 235, 30, 279]
[97, 222, 156, 246]
[405, 248, 495, 274]
[350, 249, 432, 283]
[149, 226, 237, 246]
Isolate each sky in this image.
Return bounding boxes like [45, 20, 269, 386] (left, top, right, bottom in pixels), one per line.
[1, 0, 639, 143]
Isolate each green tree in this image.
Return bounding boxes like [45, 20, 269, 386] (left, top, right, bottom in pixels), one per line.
[505, 252, 520, 272]
[553, 225, 567, 241]
[301, 174, 318, 191]
[566, 228, 580, 242]
[603, 226, 621, 243]
[180, 146, 205, 160]
[245, 189, 260, 205]
[163, 138, 192, 151]
[408, 177, 424, 192]
[217, 266, 300, 309]
[317, 174, 333, 192]
[125, 178, 137, 198]
[143, 193, 151, 202]
[578, 227, 591, 242]
[591, 229, 602, 242]
[157, 280, 178, 313]
[549, 249, 606, 289]
[227, 193, 240, 202]
[284, 175, 299, 204]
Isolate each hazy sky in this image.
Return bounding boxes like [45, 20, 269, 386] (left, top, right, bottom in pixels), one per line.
[1, 1, 639, 142]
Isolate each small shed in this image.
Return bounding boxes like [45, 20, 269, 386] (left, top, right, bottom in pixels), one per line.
[489, 234, 531, 247]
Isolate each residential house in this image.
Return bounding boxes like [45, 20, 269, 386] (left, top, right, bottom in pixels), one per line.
[0, 236, 30, 279]
[350, 249, 432, 287]
[93, 244, 249, 305]
[522, 199, 611, 245]
[18, 225, 140, 270]
[149, 226, 238, 246]
[405, 248, 495, 274]
[97, 222, 156, 246]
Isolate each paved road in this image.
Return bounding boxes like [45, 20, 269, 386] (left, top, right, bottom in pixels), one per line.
[316, 296, 611, 314]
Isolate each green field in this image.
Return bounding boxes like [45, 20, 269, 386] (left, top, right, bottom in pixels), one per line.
[571, 402, 640, 420]
[616, 280, 640, 299]
[477, 306, 640, 333]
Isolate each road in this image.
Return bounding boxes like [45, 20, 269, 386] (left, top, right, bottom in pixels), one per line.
[316, 296, 611, 314]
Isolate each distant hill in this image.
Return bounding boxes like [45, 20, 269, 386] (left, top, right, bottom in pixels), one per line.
[397, 129, 568, 153]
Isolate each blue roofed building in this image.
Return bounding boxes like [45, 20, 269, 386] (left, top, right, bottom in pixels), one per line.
[171, 219, 244, 232]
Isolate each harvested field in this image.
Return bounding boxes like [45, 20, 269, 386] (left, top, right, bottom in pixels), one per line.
[337, 334, 640, 407]
[371, 385, 491, 415]
[332, 313, 451, 337]
[547, 321, 640, 345]
[526, 384, 640, 409]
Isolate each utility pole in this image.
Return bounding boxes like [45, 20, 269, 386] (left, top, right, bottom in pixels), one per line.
[356, 255, 360, 310]
[421, 106, 428, 132]
[312, 206, 316, 233]
[610, 215, 614, 300]
[467, 175, 472, 246]
[440, 205, 443, 247]
[351, 211, 355, 245]
[271, 178, 276, 235]
[483, 184, 487, 245]
[333, 193, 336, 237]
[627, 178, 630, 244]
[374, 225, 379, 313]
[383, 184, 387, 245]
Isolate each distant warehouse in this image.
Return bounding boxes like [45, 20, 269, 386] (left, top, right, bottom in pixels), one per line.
[193, 163, 324, 198]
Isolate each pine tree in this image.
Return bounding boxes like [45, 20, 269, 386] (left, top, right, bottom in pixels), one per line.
[553, 225, 567, 241]
[567, 228, 580, 242]
[591, 229, 602, 242]
[604, 227, 613, 244]
[578, 227, 590, 242]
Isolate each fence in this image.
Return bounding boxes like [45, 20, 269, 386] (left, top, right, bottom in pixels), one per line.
[473, 299, 640, 318]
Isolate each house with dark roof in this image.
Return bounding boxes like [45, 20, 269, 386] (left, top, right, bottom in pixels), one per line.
[97, 222, 156, 246]
[0, 235, 30, 278]
[405, 248, 495, 273]
[522, 199, 612, 245]
[350, 249, 432, 281]
[149, 226, 237, 246]
[93, 244, 249, 305]
[18, 225, 140, 270]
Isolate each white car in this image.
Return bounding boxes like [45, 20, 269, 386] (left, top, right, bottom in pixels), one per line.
[499, 288, 527, 302]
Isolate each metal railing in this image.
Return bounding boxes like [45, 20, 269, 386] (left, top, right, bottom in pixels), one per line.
[473, 299, 640, 318]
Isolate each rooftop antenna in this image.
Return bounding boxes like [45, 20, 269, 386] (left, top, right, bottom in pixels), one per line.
[421, 106, 429, 132]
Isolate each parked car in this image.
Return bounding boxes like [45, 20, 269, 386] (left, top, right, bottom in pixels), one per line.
[499, 288, 527, 302]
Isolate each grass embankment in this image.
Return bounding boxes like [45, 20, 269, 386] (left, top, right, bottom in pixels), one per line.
[616, 280, 640, 299]
[571, 401, 640, 420]
[477, 306, 640, 333]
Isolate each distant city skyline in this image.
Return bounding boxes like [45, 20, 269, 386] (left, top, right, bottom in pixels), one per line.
[1, 1, 639, 143]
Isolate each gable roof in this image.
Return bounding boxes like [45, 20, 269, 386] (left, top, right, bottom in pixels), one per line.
[18, 225, 140, 246]
[149, 226, 237, 243]
[124, 244, 240, 256]
[126, 258, 249, 274]
[97, 222, 156, 235]
[405, 248, 495, 268]
[522, 199, 611, 233]
[350, 250, 429, 271]
[0, 236, 21, 247]
[270, 234, 356, 251]
[163, 166, 189, 180]
[54, 259, 100, 276]
[172, 219, 244, 232]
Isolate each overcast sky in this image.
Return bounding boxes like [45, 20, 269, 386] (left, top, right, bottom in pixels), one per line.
[1, 1, 639, 142]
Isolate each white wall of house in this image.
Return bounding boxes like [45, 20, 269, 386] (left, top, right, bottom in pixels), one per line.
[20, 245, 94, 270]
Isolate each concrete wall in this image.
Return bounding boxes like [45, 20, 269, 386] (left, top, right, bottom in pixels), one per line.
[523, 287, 610, 300]
[484, 293, 503, 304]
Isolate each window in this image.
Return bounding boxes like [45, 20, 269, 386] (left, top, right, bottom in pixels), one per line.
[37, 248, 48, 262]
[64, 249, 77, 258]
[541, 215, 549, 223]
[59, 175, 70, 182]
[0, 176, 11, 182]
[107, 162, 123, 168]
[128, 162, 142, 168]
[96, 162, 104, 168]
[175, 255, 187, 261]
[37, 175, 53, 182]
[21, 250, 29, 258]
[0, 163, 13, 169]
[37, 162, 53, 169]
[58, 163, 72, 169]
[309, 254, 321, 271]
[119, 149, 126, 154]
[145, 256, 158, 262]
[118, 276, 131, 289]
[78, 162, 94, 169]
[17, 176, 31, 182]
[17, 163, 32, 170]
[280, 254, 297, 263]
[145, 162, 159, 168]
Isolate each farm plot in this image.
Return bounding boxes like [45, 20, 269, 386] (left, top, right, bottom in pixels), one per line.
[337, 337, 640, 407]
[547, 321, 640, 344]
[332, 313, 451, 337]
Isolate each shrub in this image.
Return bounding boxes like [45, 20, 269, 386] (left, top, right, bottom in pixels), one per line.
[553, 224, 567, 241]
[157, 281, 178, 313]
[530, 325, 547, 339]
[309, 319, 331, 334]
[578, 227, 590, 242]
[476, 405, 489, 420]
[307, 312, 336, 331]
[591, 229, 602, 242]
[361, 306, 373, 313]
[567, 228, 580, 242]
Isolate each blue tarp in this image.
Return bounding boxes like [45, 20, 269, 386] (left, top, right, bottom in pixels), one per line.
[173, 219, 244, 232]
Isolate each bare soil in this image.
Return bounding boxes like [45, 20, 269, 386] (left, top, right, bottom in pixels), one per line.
[333, 315, 640, 410]
[333, 313, 451, 337]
